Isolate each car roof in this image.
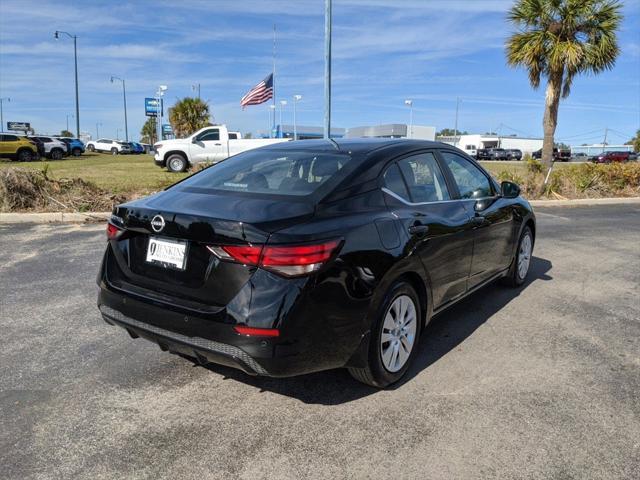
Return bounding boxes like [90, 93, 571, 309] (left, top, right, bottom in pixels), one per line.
[259, 138, 443, 155]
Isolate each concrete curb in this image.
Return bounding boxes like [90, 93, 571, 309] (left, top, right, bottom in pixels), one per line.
[0, 212, 111, 224]
[1, 197, 639, 224]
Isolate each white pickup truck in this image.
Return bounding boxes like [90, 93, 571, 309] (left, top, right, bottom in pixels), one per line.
[154, 125, 290, 172]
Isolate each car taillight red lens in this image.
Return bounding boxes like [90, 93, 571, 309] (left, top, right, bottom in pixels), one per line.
[106, 222, 123, 240]
[207, 240, 341, 277]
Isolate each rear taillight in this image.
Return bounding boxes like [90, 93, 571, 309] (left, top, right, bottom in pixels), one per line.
[106, 222, 124, 240]
[206, 240, 341, 277]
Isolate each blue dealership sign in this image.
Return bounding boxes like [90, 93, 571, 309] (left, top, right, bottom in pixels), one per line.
[145, 98, 162, 117]
[162, 124, 173, 134]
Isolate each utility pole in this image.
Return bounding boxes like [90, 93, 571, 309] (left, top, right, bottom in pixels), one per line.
[96, 122, 102, 139]
[1, 97, 10, 130]
[323, 0, 332, 139]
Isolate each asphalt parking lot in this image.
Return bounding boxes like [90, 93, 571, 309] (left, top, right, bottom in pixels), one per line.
[1, 204, 639, 479]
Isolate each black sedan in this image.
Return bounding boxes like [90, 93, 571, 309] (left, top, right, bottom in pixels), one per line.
[97, 139, 536, 387]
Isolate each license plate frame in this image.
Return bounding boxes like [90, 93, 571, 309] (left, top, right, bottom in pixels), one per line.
[145, 236, 189, 271]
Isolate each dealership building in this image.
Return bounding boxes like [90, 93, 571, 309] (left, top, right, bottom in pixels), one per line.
[437, 134, 543, 156]
[346, 124, 436, 141]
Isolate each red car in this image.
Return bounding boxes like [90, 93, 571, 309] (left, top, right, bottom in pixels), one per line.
[592, 151, 630, 163]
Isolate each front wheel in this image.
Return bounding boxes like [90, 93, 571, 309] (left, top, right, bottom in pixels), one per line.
[166, 154, 188, 172]
[111, 148, 118, 155]
[348, 281, 421, 388]
[503, 226, 533, 287]
[72, 147, 82, 157]
[50, 148, 63, 160]
[87, 144, 95, 152]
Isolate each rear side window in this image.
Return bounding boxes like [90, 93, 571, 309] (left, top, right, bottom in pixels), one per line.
[383, 163, 410, 200]
[181, 149, 353, 197]
[397, 152, 450, 202]
[440, 151, 493, 199]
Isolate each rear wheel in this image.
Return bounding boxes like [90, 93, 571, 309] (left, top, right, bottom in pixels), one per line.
[72, 147, 82, 157]
[167, 154, 188, 172]
[16, 149, 33, 162]
[111, 147, 118, 155]
[503, 226, 533, 287]
[87, 144, 95, 152]
[348, 281, 421, 388]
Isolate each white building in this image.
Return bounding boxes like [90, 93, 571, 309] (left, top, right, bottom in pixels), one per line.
[346, 124, 436, 141]
[437, 134, 543, 157]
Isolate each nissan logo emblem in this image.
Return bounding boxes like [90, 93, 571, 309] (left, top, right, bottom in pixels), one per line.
[150, 215, 165, 233]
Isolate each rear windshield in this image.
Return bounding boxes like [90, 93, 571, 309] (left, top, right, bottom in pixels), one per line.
[179, 149, 354, 197]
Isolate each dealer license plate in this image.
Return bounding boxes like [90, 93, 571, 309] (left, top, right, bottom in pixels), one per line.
[146, 237, 188, 270]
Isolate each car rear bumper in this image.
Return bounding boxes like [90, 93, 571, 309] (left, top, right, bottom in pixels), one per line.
[97, 271, 367, 377]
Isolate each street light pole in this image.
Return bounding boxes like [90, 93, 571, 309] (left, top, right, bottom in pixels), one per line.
[1, 97, 10, 131]
[324, 0, 332, 139]
[279, 100, 287, 138]
[404, 99, 413, 138]
[66, 114, 74, 133]
[269, 105, 276, 138]
[155, 85, 167, 144]
[192, 83, 201, 99]
[96, 122, 102, 139]
[54, 31, 80, 139]
[293, 95, 302, 141]
[454, 96, 460, 146]
[110, 76, 128, 141]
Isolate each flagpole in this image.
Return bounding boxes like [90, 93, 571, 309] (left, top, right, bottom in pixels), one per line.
[272, 23, 277, 138]
[324, 0, 332, 139]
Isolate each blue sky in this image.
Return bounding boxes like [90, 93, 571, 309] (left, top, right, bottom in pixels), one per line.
[0, 0, 638, 145]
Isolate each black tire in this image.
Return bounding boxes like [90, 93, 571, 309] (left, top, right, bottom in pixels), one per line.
[72, 147, 82, 157]
[50, 148, 63, 160]
[348, 281, 422, 388]
[166, 154, 188, 172]
[502, 225, 534, 287]
[111, 148, 118, 155]
[16, 149, 33, 162]
[87, 144, 95, 152]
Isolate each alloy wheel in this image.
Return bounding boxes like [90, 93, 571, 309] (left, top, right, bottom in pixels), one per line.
[380, 295, 417, 373]
[517, 233, 532, 279]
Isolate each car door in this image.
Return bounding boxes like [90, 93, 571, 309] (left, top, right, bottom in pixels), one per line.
[381, 151, 475, 309]
[438, 150, 515, 288]
[190, 128, 223, 163]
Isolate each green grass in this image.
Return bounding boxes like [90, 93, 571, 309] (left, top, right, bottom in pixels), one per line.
[0, 152, 189, 194]
[0, 154, 582, 198]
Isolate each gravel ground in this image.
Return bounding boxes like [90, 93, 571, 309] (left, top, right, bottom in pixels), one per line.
[1, 204, 638, 479]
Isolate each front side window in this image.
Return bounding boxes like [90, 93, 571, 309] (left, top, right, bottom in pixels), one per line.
[180, 149, 353, 197]
[396, 152, 450, 203]
[440, 151, 493, 199]
[197, 129, 220, 142]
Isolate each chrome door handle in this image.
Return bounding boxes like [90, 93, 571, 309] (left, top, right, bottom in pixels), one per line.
[408, 223, 429, 236]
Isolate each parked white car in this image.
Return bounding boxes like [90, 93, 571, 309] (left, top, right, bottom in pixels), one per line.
[153, 125, 290, 172]
[86, 139, 131, 155]
[30, 136, 68, 160]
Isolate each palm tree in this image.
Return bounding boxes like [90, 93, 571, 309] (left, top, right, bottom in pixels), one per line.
[140, 117, 157, 144]
[168, 97, 210, 138]
[506, 0, 622, 169]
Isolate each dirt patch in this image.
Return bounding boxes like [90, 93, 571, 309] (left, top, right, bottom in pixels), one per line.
[0, 167, 127, 213]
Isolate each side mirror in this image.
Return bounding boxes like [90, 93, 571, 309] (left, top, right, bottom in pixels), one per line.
[500, 180, 521, 199]
[191, 137, 198, 144]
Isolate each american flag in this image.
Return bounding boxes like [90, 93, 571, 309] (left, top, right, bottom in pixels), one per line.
[240, 73, 274, 108]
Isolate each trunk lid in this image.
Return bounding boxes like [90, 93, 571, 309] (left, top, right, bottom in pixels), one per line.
[106, 189, 314, 310]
